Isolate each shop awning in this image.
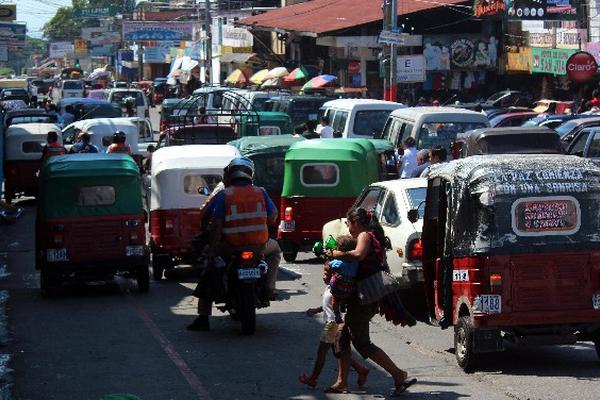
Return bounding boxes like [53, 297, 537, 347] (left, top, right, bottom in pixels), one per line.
[238, 0, 469, 36]
[220, 53, 256, 64]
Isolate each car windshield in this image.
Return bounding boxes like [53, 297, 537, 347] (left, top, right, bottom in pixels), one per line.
[555, 120, 581, 138]
[64, 81, 82, 90]
[417, 121, 487, 149]
[78, 104, 122, 119]
[405, 187, 426, 218]
[111, 91, 145, 106]
[487, 92, 511, 102]
[353, 110, 394, 136]
[3, 89, 26, 96]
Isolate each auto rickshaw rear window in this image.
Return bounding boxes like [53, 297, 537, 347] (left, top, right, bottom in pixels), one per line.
[259, 126, 281, 136]
[183, 174, 221, 195]
[301, 163, 339, 186]
[511, 196, 581, 236]
[76, 186, 116, 206]
[22, 141, 44, 153]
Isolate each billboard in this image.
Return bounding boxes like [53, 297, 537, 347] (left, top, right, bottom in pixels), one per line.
[474, 0, 578, 20]
[74, 6, 118, 18]
[0, 4, 16, 22]
[423, 35, 499, 70]
[0, 22, 25, 47]
[49, 42, 73, 58]
[531, 47, 576, 75]
[122, 22, 195, 41]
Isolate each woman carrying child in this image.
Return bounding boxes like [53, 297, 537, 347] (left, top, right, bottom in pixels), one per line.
[326, 207, 417, 395]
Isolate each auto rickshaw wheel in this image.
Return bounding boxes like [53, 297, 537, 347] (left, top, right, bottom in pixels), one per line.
[40, 268, 59, 298]
[454, 316, 477, 372]
[136, 267, 150, 293]
[282, 251, 298, 263]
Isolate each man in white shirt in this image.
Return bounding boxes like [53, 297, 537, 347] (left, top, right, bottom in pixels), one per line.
[317, 116, 334, 138]
[399, 137, 418, 178]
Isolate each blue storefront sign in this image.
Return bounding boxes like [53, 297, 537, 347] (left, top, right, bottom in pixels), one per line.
[122, 22, 194, 41]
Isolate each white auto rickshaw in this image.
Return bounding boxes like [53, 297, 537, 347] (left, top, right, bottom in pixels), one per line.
[3, 123, 62, 203]
[61, 118, 144, 166]
[148, 144, 241, 280]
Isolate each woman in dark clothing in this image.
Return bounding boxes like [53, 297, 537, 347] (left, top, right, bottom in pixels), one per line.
[325, 208, 417, 395]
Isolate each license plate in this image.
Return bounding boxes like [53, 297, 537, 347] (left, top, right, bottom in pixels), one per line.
[280, 220, 295, 232]
[238, 268, 261, 280]
[593, 294, 600, 310]
[47, 248, 68, 262]
[125, 245, 145, 257]
[476, 294, 502, 314]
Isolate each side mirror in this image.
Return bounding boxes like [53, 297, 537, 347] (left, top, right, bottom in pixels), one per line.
[384, 236, 392, 251]
[407, 209, 419, 223]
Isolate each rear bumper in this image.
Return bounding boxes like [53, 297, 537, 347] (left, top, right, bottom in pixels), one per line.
[473, 310, 600, 329]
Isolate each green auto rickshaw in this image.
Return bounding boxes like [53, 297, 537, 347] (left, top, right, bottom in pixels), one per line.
[36, 154, 150, 296]
[236, 111, 293, 137]
[278, 139, 381, 261]
[229, 135, 305, 208]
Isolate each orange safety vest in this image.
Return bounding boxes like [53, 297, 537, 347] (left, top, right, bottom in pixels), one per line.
[45, 142, 66, 157]
[223, 186, 269, 247]
[107, 143, 132, 155]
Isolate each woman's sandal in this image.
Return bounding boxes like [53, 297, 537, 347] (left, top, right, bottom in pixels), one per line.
[324, 386, 349, 394]
[391, 378, 418, 396]
[357, 368, 370, 387]
[298, 373, 317, 388]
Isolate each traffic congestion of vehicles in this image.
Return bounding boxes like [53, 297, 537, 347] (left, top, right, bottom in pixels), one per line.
[2, 68, 600, 398]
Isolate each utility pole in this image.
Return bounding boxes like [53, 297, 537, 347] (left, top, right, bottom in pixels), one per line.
[204, 0, 212, 83]
[389, 0, 397, 102]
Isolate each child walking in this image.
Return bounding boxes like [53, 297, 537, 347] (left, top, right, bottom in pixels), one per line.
[299, 235, 369, 389]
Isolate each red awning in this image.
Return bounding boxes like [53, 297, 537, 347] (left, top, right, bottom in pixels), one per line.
[238, 0, 469, 36]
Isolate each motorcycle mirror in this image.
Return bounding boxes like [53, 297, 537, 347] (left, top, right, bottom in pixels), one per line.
[407, 209, 419, 223]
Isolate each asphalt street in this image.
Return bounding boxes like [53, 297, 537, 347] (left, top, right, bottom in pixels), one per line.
[0, 204, 599, 400]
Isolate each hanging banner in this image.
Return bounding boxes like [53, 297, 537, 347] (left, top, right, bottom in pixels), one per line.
[143, 41, 180, 63]
[221, 25, 253, 48]
[531, 47, 576, 75]
[506, 47, 532, 72]
[122, 22, 195, 41]
[423, 35, 499, 70]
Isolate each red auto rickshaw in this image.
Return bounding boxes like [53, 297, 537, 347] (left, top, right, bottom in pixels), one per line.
[414, 154, 600, 371]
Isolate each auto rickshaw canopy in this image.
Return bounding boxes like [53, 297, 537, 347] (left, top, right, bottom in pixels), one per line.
[428, 154, 600, 256]
[38, 154, 143, 220]
[229, 135, 304, 191]
[236, 111, 293, 136]
[282, 139, 380, 198]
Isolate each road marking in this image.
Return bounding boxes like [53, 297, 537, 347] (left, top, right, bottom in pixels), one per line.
[128, 295, 213, 400]
[279, 265, 304, 278]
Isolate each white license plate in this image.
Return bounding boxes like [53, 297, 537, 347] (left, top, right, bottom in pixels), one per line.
[238, 268, 261, 280]
[125, 245, 145, 257]
[593, 294, 600, 310]
[476, 294, 502, 314]
[47, 248, 68, 262]
[280, 220, 295, 232]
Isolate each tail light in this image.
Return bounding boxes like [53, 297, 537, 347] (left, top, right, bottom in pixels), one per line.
[164, 218, 174, 233]
[241, 251, 254, 260]
[52, 233, 63, 246]
[406, 239, 422, 261]
[284, 207, 293, 222]
[489, 273, 502, 293]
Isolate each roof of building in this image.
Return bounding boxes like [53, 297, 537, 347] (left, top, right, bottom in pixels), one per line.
[237, 0, 468, 35]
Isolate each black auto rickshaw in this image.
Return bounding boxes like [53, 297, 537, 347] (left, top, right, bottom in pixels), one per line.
[413, 154, 600, 371]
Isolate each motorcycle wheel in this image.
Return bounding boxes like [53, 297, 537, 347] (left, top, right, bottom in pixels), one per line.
[152, 253, 166, 281]
[238, 284, 256, 335]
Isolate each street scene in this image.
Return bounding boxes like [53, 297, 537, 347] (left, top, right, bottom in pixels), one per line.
[1, 0, 600, 399]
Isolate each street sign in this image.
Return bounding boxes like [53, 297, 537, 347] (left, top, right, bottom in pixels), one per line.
[397, 55, 426, 82]
[0, 4, 16, 22]
[74, 6, 118, 18]
[123, 21, 195, 41]
[378, 31, 422, 46]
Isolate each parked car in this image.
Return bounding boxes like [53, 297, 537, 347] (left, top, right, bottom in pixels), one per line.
[106, 88, 150, 118]
[453, 127, 562, 159]
[489, 112, 539, 128]
[0, 88, 29, 104]
[563, 123, 600, 166]
[484, 107, 532, 119]
[318, 99, 405, 138]
[321, 178, 427, 288]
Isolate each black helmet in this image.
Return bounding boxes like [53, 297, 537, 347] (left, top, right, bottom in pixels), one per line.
[113, 130, 126, 143]
[224, 157, 254, 181]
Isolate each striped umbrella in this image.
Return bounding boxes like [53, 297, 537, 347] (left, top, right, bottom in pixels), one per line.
[301, 74, 338, 91]
[283, 65, 320, 84]
[225, 68, 249, 86]
[249, 69, 269, 84]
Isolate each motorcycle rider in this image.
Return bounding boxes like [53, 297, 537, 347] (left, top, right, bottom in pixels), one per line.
[187, 157, 279, 331]
[41, 131, 66, 161]
[106, 131, 132, 155]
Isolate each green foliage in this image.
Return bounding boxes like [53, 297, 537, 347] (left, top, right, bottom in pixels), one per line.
[0, 66, 16, 77]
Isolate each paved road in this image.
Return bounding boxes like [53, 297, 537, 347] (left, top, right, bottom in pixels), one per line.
[1, 205, 599, 400]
